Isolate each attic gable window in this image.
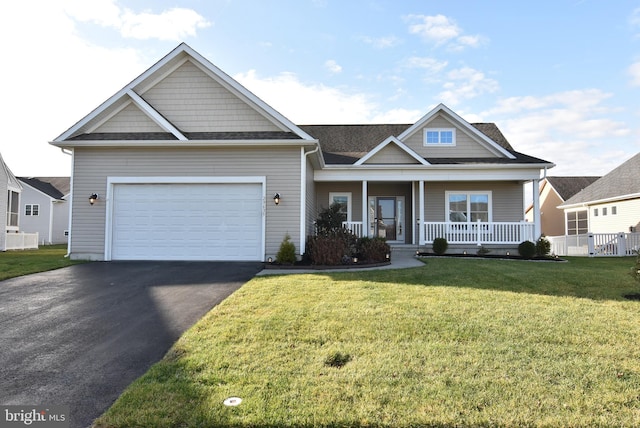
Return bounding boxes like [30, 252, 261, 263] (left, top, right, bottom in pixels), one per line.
[424, 128, 455, 146]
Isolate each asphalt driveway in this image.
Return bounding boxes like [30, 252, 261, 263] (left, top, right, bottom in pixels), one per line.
[0, 261, 262, 428]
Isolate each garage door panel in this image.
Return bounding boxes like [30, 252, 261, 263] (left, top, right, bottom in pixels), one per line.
[111, 183, 263, 261]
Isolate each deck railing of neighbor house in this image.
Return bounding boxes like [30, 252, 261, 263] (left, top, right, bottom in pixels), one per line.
[423, 221, 535, 245]
[5, 232, 39, 250]
[547, 232, 640, 257]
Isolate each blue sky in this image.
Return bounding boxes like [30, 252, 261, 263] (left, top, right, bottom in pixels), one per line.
[2, 0, 640, 178]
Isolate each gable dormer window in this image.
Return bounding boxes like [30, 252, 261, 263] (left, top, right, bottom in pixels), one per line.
[424, 128, 455, 146]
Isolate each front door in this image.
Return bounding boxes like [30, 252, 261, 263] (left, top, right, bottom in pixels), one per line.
[368, 196, 405, 243]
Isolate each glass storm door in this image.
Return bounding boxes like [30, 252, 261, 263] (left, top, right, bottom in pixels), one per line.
[368, 196, 405, 243]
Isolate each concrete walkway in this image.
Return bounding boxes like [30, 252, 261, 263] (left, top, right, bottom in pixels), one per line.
[257, 247, 424, 275]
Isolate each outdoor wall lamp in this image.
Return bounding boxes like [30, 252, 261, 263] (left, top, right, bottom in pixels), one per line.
[273, 193, 281, 205]
[89, 193, 99, 205]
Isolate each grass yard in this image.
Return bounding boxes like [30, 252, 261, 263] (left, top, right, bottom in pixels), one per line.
[0, 244, 85, 281]
[95, 257, 640, 427]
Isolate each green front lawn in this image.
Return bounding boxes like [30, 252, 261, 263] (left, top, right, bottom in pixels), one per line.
[0, 244, 86, 281]
[95, 257, 640, 427]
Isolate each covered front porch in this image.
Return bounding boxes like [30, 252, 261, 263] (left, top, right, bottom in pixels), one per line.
[316, 177, 542, 248]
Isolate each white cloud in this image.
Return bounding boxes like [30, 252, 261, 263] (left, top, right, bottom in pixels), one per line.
[360, 35, 402, 49]
[628, 61, 640, 86]
[631, 7, 640, 28]
[404, 56, 448, 74]
[480, 90, 631, 175]
[234, 70, 419, 124]
[406, 14, 485, 50]
[63, 0, 211, 41]
[439, 67, 499, 105]
[324, 59, 343, 74]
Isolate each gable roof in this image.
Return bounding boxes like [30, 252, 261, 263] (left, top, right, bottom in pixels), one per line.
[398, 103, 516, 159]
[53, 43, 315, 144]
[300, 122, 547, 166]
[17, 177, 70, 199]
[545, 176, 600, 201]
[561, 152, 640, 207]
[0, 153, 22, 191]
[355, 136, 429, 165]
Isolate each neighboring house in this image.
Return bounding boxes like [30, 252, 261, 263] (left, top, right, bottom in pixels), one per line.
[525, 176, 599, 236]
[50, 43, 554, 261]
[560, 152, 640, 235]
[0, 152, 22, 251]
[17, 177, 71, 245]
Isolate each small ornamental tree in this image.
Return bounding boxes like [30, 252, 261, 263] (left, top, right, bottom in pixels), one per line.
[276, 234, 297, 264]
[536, 236, 551, 257]
[315, 202, 345, 236]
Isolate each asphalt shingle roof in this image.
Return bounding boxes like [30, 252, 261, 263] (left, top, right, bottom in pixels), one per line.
[545, 176, 600, 201]
[561, 152, 640, 206]
[17, 177, 70, 199]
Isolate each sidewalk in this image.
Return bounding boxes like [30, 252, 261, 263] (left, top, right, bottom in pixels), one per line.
[257, 249, 424, 275]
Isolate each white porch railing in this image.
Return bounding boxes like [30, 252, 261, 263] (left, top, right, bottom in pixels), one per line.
[5, 232, 39, 250]
[423, 221, 535, 245]
[342, 221, 364, 237]
[547, 232, 640, 257]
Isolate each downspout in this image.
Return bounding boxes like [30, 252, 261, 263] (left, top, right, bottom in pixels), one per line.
[61, 148, 73, 257]
[300, 145, 320, 254]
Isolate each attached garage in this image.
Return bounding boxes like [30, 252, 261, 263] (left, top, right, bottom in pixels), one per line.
[106, 178, 265, 261]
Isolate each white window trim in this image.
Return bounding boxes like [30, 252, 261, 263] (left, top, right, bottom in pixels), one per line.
[424, 128, 456, 146]
[329, 192, 352, 222]
[445, 191, 492, 223]
[25, 204, 40, 216]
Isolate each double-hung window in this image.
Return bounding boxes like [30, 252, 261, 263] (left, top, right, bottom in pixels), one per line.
[446, 191, 491, 223]
[424, 128, 455, 146]
[567, 210, 588, 235]
[329, 192, 352, 223]
[6, 190, 19, 228]
[25, 204, 39, 216]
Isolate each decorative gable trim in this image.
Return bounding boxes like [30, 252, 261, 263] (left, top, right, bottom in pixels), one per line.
[54, 43, 315, 142]
[398, 103, 516, 160]
[355, 136, 429, 166]
[125, 89, 187, 140]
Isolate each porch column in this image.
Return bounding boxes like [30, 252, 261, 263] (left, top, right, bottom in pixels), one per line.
[362, 180, 368, 238]
[411, 181, 416, 245]
[419, 180, 425, 245]
[532, 179, 541, 240]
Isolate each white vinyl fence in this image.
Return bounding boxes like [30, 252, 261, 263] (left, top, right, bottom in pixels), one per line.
[548, 232, 640, 257]
[5, 232, 39, 250]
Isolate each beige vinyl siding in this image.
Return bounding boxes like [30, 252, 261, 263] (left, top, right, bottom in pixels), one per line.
[141, 61, 281, 133]
[404, 116, 498, 158]
[94, 103, 164, 133]
[589, 198, 640, 234]
[363, 144, 420, 164]
[70, 147, 301, 260]
[423, 181, 524, 222]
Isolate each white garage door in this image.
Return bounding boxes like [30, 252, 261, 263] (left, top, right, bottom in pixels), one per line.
[110, 183, 263, 261]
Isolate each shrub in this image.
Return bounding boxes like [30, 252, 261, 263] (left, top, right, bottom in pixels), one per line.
[276, 234, 296, 264]
[358, 237, 390, 264]
[536, 236, 551, 257]
[518, 240, 536, 259]
[477, 246, 491, 256]
[432, 237, 448, 255]
[308, 234, 349, 266]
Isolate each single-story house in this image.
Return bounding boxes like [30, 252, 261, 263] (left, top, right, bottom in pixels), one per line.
[17, 177, 71, 245]
[560, 152, 640, 235]
[50, 43, 554, 261]
[525, 176, 599, 236]
[0, 152, 22, 251]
